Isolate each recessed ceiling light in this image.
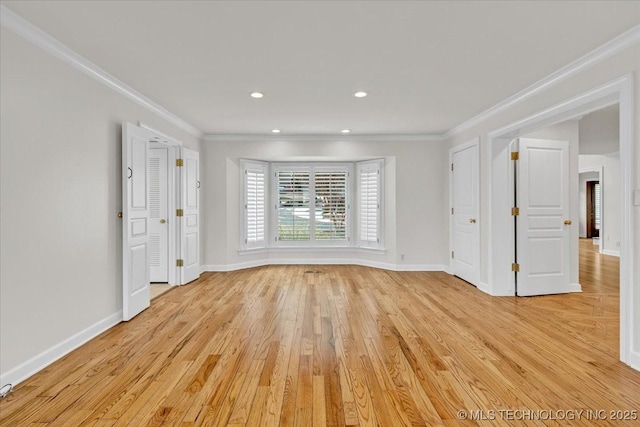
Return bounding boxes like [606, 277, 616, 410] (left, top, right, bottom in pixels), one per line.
[354, 91, 368, 98]
[250, 92, 264, 98]
[271, 129, 281, 133]
[341, 129, 351, 134]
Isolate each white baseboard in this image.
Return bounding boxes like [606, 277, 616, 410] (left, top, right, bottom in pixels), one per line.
[568, 283, 583, 293]
[629, 349, 640, 372]
[602, 249, 621, 257]
[0, 311, 122, 387]
[202, 259, 446, 273]
[478, 282, 491, 294]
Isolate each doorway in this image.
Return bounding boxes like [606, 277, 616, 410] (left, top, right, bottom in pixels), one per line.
[122, 122, 201, 321]
[586, 180, 600, 239]
[486, 75, 634, 367]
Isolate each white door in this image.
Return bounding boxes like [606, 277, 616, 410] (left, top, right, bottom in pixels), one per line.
[149, 146, 169, 282]
[181, 148, 200, 284]
[451, 142, 480, 285]
[122, 123, 151, 320]
[516, 138, 572, 296]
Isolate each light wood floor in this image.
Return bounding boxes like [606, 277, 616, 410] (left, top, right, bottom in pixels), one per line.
[2, 245, 639, 426]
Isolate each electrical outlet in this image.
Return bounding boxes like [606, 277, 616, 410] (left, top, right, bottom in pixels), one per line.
[400, 254, 405, 261]
[617, 241, 620, 248]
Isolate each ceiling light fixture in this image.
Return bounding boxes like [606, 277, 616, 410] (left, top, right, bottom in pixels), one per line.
[271, 129, 281, 133]
[354, 91, 368, 98]
[250, 92, 264, 98]
[341, 129, 351, 134]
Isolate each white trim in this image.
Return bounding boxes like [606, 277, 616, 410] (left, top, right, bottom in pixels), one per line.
[568, 283, 583, 293]
[444, 24, 640, 139]
[202, 260, 445, 272]
[486, 74, 634, 368]
[630, 350, 640, 371]
[0, 311, 122, 387]
[0, 5, 203, 138]
[203, 134, 444, 143]
[579, 165, 604, 253]
[602, 249, 621, 257]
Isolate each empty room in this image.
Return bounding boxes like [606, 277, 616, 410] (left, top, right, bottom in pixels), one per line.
[2, 1, 640, 425]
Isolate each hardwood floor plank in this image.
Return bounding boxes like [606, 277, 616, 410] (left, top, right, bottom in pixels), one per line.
[1, 247, 639, 426]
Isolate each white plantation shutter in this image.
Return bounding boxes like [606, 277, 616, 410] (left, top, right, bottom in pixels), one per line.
[314, 170, 348, 241]
[276, 169, 311, 241]
[357, 160, 383, 248]
[242, 161, 267, 249]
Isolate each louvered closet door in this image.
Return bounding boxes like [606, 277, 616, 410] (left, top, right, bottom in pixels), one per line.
[149, 146, 169, 283]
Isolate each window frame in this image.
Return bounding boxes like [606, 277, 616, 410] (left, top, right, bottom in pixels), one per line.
[240, 158, 384, 251]
[271, 162, 353, 248]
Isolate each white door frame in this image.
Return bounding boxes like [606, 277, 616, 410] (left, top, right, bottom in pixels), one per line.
[449, 137, 481, 288]
[486, 74, 635, 368]
[139, 122, 184, 286]
[579, 166, 604, 253]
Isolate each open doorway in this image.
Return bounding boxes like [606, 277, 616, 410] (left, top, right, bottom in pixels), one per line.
[149, 141, 175, 300]
[487, 75, 634, 367]
[122, 122, 201, 320]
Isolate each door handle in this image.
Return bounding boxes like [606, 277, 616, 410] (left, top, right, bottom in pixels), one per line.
[469, 218, 476, 223]
[564, 220, 572, 225]
[160, 219, 166, 224]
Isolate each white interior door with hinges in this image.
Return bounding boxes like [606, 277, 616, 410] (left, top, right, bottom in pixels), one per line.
[450, 141, 479, 285]
[516, 138, 572, 296]
[149, 146, 169, 283]
[122, 122, 151, 320]
[181, 148, 200, 284]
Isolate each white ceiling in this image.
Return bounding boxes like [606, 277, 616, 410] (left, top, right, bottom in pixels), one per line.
[3, 1, 639, 136]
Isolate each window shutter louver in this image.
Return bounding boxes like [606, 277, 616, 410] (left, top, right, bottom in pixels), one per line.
[277, 170, 311, 241]
[357, 160, 383, 248]
[314, 171, 348, 240]
[242, 161, 267, 249]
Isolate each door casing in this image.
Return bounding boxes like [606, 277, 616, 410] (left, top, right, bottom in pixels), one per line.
[485, 74, 635, 368]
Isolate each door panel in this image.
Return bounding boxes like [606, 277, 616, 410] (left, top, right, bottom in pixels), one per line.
[451, 142, 479, 285]
[181, 148, 200, 284]
[122, 122, 151, 320]
[149, 147, 169, 282]
[516, 138, 572, 296]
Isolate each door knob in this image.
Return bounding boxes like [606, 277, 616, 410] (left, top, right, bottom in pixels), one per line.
[160, 218, 166, 224]
[469, 218, 476, 223]
[564, 219, 572, 225]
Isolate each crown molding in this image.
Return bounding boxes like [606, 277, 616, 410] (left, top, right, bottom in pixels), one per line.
[0, 5, 203, 139]
[202, 133, 445, 143]
[443, 24, 640, 140]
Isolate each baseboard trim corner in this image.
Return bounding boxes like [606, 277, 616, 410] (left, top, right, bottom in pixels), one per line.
[0, 311, 122, 387]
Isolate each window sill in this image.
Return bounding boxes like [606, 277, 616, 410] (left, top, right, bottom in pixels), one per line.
[238, 246, 386, 255]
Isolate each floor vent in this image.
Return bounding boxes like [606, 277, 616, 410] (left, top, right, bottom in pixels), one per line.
[304, 270, 324, 274]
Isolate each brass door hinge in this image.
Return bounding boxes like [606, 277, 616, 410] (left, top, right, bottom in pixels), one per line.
[176, 209, 184, 217]
[512, 263, 520, 272]
[176, 158, 184, 167]
[176, 259, 184, 267]
[511, 207, 520, 216]
[511, 152, 519, 161]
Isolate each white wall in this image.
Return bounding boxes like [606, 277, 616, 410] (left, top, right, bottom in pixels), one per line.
[0, 28, 200, 383]
[201, 139, 448, 271]
[579, 105, 620, 155]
